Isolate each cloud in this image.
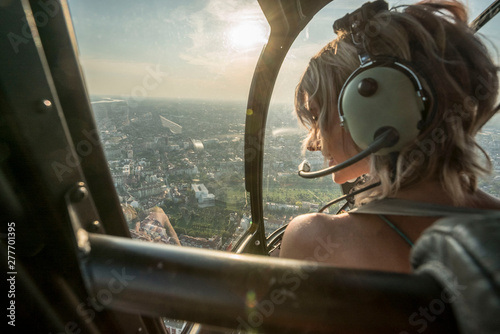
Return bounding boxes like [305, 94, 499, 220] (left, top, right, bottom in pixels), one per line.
[176, 0, 268, 74]
[79, 58, 169, 96]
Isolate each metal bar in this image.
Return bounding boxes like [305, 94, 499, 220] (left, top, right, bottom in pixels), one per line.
[86, 233, 457, 333]
[243, 0, 332, 254]
[470, 0, 500, 32]
[29, 0, 131, 238]
[0, 1, 166, 333]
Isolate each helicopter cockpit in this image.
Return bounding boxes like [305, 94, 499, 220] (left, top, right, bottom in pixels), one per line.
[1, 0, 500, 333]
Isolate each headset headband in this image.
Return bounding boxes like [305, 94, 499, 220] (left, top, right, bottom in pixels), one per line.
[333, 0, 389, 64]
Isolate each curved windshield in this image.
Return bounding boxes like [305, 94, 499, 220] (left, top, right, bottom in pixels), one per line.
[68, 0, 268, 257]
[265, 1, 397, 229]
[265, 0, 500, 235]
[475, 11, 500, 196]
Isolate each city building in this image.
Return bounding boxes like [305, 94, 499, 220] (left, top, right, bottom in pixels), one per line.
[192, 183, 215, 207]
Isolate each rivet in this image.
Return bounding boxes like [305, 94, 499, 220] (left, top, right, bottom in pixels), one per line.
[70, 184, 88, 202]
[89, 220, 100, 232]
[38, 99, 53, 113]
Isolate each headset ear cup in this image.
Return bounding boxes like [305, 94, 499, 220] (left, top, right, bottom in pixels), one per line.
[339, 65, 425, 155]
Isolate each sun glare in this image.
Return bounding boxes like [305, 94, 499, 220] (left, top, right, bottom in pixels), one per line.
[228, 21, 268, 50]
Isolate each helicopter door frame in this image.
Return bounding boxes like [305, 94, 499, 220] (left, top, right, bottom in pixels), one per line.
[0, 0, 166, 332]
[237, 0, 333, 254]
[6, 0, 500, 332]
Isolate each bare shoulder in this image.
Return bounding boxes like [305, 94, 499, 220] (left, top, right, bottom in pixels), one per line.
[471, 190, 500, 210]
[279, 211, 417, 272]
[279, 212, 353, 262]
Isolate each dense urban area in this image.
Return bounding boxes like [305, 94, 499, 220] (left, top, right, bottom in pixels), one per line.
[92, 97, 500, 253]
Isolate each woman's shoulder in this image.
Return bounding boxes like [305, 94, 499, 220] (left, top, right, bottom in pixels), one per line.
[468, 190, 500, 210]
[279, 210, 416, 271]
[283, 212, 352, 239]
[279, 212, 359, 261]
[289, 211, 353, 227]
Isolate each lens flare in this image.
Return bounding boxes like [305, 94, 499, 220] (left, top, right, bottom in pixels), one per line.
[228, 21, 268, 50]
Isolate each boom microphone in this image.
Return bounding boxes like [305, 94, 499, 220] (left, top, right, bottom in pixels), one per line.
[298, 127, 399, 179]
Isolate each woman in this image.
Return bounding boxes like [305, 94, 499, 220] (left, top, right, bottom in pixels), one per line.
[279, 0, 500, 273]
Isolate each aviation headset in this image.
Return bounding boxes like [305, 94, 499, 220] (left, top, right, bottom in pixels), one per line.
[334, 0, 432, 156]
[298, 0, 434, 179]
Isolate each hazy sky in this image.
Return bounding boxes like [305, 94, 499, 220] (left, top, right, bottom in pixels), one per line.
[68, 0, 499, 103]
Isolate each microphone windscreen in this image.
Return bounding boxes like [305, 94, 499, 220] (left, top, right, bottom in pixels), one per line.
[298, 160, 311, 172]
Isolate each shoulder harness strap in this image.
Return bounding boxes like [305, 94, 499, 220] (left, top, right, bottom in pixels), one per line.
[350, 198, 500, 217]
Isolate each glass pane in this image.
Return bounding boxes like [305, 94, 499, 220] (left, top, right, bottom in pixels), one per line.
[68, 1, 267, 331]
[67, 0, 267, 254]
[475, 11, 500, 196]
[265, 1, 387, 230]
[469, 0, 500, 20]
[265, 0, 500, 239]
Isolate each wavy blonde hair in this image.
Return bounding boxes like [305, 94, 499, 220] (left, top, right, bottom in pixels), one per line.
[295, 0, 499, 205]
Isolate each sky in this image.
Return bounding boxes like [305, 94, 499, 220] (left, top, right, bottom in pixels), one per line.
[67, 0, 500, 103]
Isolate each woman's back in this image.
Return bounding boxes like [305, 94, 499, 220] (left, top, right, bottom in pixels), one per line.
[280, 178, 500, 273]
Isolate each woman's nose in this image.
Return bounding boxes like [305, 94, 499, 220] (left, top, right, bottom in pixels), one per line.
[307, 139, 322, 151]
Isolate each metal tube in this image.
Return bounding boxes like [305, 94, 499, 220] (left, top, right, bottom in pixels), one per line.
[85, 234, 457, 333]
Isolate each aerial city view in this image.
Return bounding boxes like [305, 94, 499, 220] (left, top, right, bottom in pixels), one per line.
[91, 96, 500, 253]
[70, 0, 500, 258]
[92, 97, 247, 251]
[91, 97, 339, 252]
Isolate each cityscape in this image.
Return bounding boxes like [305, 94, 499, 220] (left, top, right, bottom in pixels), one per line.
[91, 97, 500, 253]
[92, 97, 336, 252]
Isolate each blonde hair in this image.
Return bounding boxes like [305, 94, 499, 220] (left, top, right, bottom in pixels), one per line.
[295, 0, 499, 205]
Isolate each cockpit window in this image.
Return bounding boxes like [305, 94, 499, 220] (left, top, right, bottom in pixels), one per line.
[264, 2, 351, 229]
[67, 0, 267, 256]
[475, 11, 500, 196]
[265, 0, 500, 230]
[68, 0, 499, 248]
[265, 1, 408, 228]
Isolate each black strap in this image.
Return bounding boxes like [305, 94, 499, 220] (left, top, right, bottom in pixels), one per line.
[351, 198, 500, 217]
[379, 214, 415, 246]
